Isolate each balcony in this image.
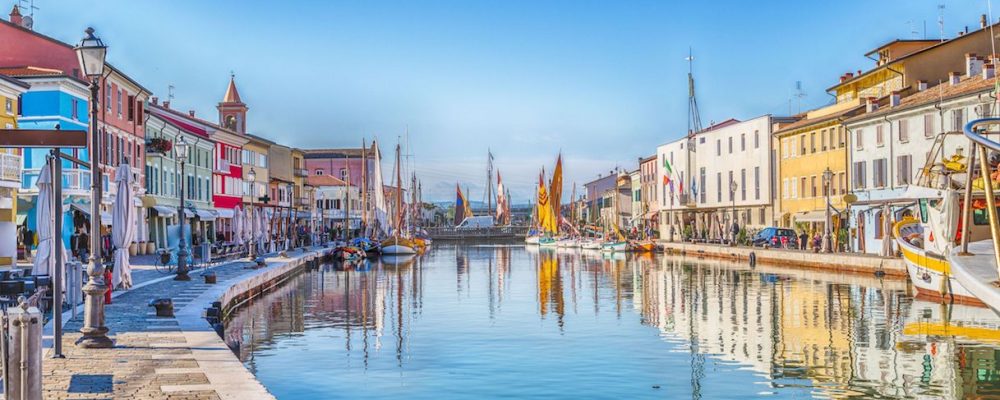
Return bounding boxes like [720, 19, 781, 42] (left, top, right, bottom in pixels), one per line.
[21, 168, 92, 194]
[0, 153, 21, 187]
[294, 168, 309, 177]
[215, 159, 231, 174]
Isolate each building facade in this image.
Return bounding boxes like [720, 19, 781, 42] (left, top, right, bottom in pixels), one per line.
[0, 74, 27, 266]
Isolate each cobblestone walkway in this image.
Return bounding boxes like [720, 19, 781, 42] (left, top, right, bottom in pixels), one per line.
[39, 252, 309, 400]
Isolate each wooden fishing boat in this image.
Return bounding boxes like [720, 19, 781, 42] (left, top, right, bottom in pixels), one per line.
[538, 236, 558, 247]
[630, 241, 655, 252]
[600, 241, 627, 252]
[381, 236, 417, 255]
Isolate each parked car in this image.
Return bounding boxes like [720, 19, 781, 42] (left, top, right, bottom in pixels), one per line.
[751, 227, 798, 248]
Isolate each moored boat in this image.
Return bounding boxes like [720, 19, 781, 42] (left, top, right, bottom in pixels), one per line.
[600, 241, 627, 252]
[525, 235, 541, 245]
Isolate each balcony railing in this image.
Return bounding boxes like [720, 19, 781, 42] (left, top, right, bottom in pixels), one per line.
[21, 168, 92, 192]
[294, 168, 309, 177]
[0, 153, 21, 183]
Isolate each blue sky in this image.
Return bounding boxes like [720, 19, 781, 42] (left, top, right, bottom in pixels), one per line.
[22, 0, 992, 202]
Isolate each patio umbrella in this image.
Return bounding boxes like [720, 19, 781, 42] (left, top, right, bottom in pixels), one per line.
[32, 158, 66, 276]
[111, 163, 137, 290]
[242, 207, 252, 244]
[232, 206, 243, 245]
[256, 207, 266, 252]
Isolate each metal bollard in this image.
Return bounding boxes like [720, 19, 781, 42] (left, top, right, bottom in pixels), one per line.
[7, 303, 42, 399]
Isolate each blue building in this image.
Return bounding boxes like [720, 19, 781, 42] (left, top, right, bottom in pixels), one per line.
[3, 67, 93, 252]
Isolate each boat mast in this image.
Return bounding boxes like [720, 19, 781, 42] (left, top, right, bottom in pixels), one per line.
[486, 149, 493, 220]
[395, 143, 403, 237]
[344, 151, 351, 238]
[362, 139, 368, 235]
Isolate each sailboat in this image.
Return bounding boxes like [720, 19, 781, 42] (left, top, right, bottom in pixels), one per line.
[381, 143, 417, 255]
[601, 171, 628, 253]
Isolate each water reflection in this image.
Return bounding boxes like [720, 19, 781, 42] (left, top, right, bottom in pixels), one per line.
[224, 245, 1000, 399]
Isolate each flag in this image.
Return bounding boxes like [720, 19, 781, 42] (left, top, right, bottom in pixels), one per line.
[663, 174, 671, 187]
[663, 158, 672, 175]
[496, 171, 507, 225]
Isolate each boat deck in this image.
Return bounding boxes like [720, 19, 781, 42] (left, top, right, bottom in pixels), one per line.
[949, 241, 1000, 312]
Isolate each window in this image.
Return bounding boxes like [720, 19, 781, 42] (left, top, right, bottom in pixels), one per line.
[898, 119, 909, 142]
[791, 177, 797, 198]
[800, 134, 806, 154]
[116, 89, 122, 118]
[740, 169, 746, 200]
[127, 95, 135, 121]
[838, 172, 846, 195]
[953, 109, 965, 131]
[728, 137, 733, 154]
[853, 161, 866, 189]
[340, 168, 348, 181]
[105, 83, 111, 111]
[810, 132, 816, 153]
[136, 101, 143, 126]
[759, 208, 765, 225]
[699, 167, 706, 203]
[855, 129, 864, 149]
[728, 171, 734, 201]
[716, 139, 721, 156]
[3, 98, 10, 115]
[71, 99, 78, 120]
[783, 178, 789, 199]
[782, 139, 789, 159]
[897, 154, 912, 185]
[791, 137, 798, 157]
[811, 176, 817, 197]
[829, 127, 836, 149]
[740, 134, 745, 151]
[838, 127, 845, 148]
[876, 125, 884, 146]
[873, 158, 887, 187]
[821, 130, 827, 151]
[716, 172, 722, 202]
[754, 130, 760, 149]
[924, 114, 935, 138]
[800, 177, 807, 197]
[754, 166, 760, 200]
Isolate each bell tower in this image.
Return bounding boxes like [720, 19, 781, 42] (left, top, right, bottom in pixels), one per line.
[217, 73, 248, 134]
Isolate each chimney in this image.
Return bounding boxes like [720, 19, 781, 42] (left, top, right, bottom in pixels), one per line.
[857, 70, 862, 76]
[188, 110, 196, 117]
[967, 53, 984, 77]
[985, 63, 996, 79]
[163, 100, 171, 109]
[949, 71, 962, 86]
[151, 96, 158, 105]
[890, 91, 901, 107]
[982, 14, 988, 29]
[917, 80, 928, 91]
[8, 5, 21, 26]
[866, 97, 878, 113]
[840, 75, 847, 83]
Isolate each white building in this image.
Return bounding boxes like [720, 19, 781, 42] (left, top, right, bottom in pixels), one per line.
[657, 115, 782, 241]
[845, 61, 997, 254]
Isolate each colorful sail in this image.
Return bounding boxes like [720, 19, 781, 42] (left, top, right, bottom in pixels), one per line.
[496, 171, 508, 225]
[549, 154, 563, 228]
[455, 183, 471, 226]
[537, 171, 557, 233]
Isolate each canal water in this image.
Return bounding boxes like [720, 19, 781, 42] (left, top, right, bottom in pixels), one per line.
[223, 245, 1000, 399]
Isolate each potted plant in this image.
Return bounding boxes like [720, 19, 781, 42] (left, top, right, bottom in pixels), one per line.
[147, 138, 173, 154]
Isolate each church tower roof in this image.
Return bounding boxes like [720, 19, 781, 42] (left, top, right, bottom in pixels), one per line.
[221, 74, 243, 104]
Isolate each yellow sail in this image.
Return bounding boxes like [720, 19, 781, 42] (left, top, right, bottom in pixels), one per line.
[549, 154, 563, 229]
[537, 170, 557, 234]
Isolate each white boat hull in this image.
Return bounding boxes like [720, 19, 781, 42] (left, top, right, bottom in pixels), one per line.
[525, 236, 540, 245]
[600, 242, 627, 252]
[895, 219, 980, 305]
[382, 245, 416, 255]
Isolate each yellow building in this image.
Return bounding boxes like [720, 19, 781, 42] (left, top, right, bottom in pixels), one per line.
[774, 99, 862, 233]
[0, 74, 28, 266]
[242, 134, 272, 207]
[291, 149, 312, 217]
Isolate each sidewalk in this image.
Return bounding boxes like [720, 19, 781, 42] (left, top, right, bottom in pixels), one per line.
[39, 249, 323, 400]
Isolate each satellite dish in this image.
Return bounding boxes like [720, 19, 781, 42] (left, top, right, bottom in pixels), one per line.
[22, 15, 32, 30]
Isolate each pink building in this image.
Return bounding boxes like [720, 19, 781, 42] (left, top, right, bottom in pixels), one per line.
[302, 144, 377, 187]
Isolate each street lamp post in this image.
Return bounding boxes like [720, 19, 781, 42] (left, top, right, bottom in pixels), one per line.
[730, 180, 738, 245]
[174, 136, 191, 281]
[287, 182, 294, 251]
[248, 168, 257, 260]
[75, 27, 113, 349]
[823, 167, 834, 253]
[318, 192, 326, 246]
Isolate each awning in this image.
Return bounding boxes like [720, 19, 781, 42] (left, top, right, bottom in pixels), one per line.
[151, 205, 177, 217]
[215, 208, 235, 219]
[69, 203, 112, 225]
[194, 209, 217, 221]
[792, 210, 828, 223]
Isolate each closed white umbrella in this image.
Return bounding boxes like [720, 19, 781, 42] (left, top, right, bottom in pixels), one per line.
[111, 163, 137, 290]
[232, 206, 243, 245]
[256, 207, 266, 252]
[32, 158, 66, 276]
[243, 207, 253, 245]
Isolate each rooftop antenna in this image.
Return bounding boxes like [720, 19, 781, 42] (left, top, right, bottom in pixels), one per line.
[938, 4, 946, 42]
[685, 47, 703, 136]
[16, 0, 37, 30]
[906, 20, 921, 39]
[167, 84, 175, 102]
[793, 81, 807, 113]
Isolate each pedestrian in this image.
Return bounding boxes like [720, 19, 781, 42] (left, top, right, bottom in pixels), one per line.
[731, 221, 740, 245]
[798, 231, 808, 250]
